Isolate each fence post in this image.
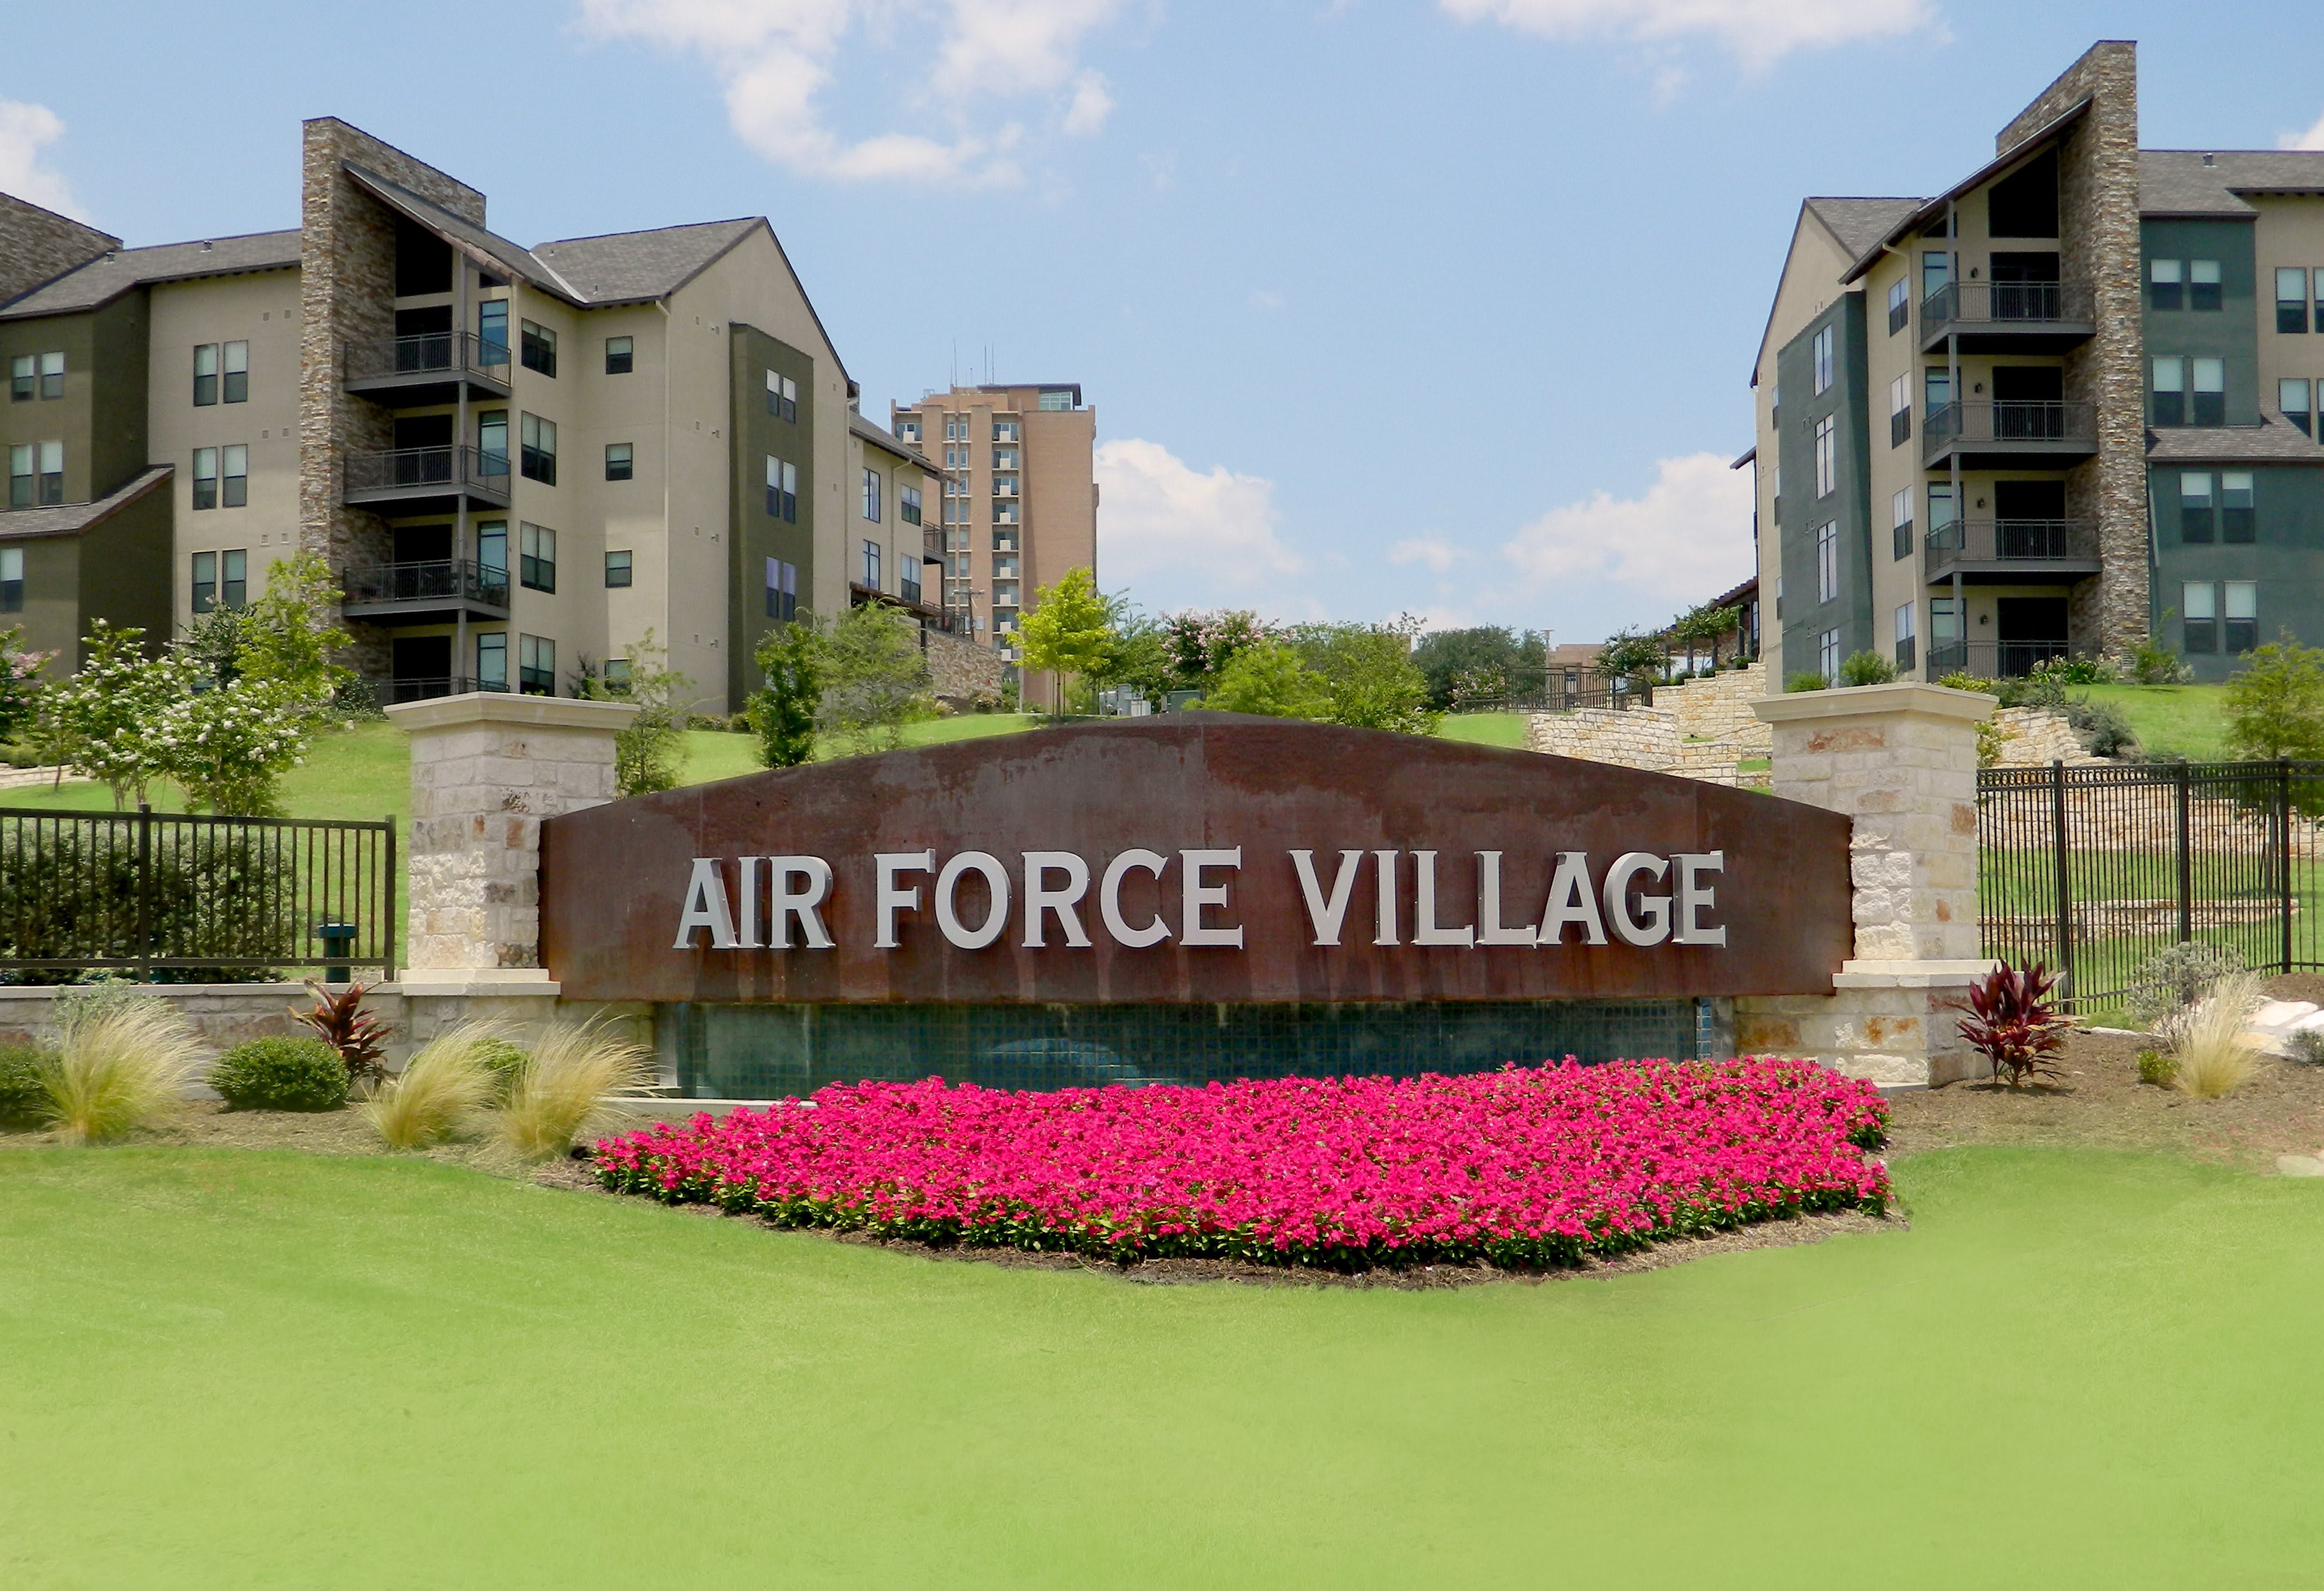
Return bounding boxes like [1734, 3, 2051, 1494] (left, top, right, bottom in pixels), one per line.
[2176, 761, 2193, 945]
[134, 802, 152, 985]
[2282, 759, 2296, 974]
[383, 813, 398, 983]
[2050, 761, 2074, 996]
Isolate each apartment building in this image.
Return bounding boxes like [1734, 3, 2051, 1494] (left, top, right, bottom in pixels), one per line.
[891, 382, 1097, 704]
[1753, 40, 2324, 686]
[0, 118, 941, 711]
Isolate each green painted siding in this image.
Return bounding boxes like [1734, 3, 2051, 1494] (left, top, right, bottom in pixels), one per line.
[2143, 218, 2259, 427]
[74, 484, 173, 662]
[2149, 461, 2324, 682]
[0, 293, 151, 508]
[1775, 293, 1874, 678]
[726, 324, 817, 709]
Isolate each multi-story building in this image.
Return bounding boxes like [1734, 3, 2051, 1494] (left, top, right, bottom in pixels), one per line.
[0, 117, 942, 711]
[1753, 40, 2324, 686]
[891, 382, 1096, 705]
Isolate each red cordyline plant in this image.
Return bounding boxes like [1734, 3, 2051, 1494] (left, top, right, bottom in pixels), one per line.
[291, 981, 395, 1086]
[1955, 961, 2071, 1086]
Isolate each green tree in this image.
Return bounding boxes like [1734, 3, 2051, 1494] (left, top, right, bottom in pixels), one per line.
[1412, 627, 1546, 711]
[43, 622, 194, 808]
[151, 677, 319, 816]
[1838, 650, 1897, 687]
[1594, 629, 1669, 693]
[1162, 609, 1270, 695]
[1017, 566, 1113, 711]
[1093, 606, 1177, 709]
[1291, 618, 1441, 735]
[0, 627, 52, 742]
[2225, 632, 2324, 760]
[818, 603, 933, 753]
[748, 617, 824, 768]
[238, 551, 353, 699]
[1203, 641, 1330, 718]
[1669, 602, 1743, 672]
[587, 630, 692, 797]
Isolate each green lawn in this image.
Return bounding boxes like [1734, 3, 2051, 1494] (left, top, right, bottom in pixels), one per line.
[2080, 683, 2228, 761]
[1436, 711, 1529, 750]
[3, 1144, 2319, 1588]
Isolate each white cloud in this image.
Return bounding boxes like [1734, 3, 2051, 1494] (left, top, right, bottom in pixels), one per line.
[1388, 536, 1462, 573]
[1501, 453, 1752, 603]
[1094, 439, 1304, 601]
[1439, 0, 1934, 68]
[2281, 112, 2324, 151]
[0, 99, 82, 218]
[577, 0, 1119, 184]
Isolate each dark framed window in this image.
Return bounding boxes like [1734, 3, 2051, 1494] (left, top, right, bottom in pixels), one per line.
[766, 369, 797, 421]
[476, 520, 508, 596]
[2222, 471, 2255, 544]
[2283, 378, 2313, 436]
[1810, 325, 1834, 395]
[2183, 582, 2217, 653]
[2225, 581, 2258, 654]
[1924, 366, 1952, 416]
[2193, 357, 2225, 426]
[221, 444, 247, 508]
[1887, 277, 1909, 335]
[1812, 415, 1835, 498]
[2190, 259, 2222, 313]
[193, 343, 218, 406]
[765, 556, 797, 622]
[476, 632, 508, 690]
[6, 444, 28, 508]
[222, 340, 248, 404]
[2151, 258, 2182, 312]
[1891, 488, 1913, 561]
[37, 351, 61, 400]
[993, 419, 1019, 441]
[900, 485, 922, 525]
[2279, 269, 2310, 334]
[477, 411, 508, 475]
[766, 455, 797, 521]
[519, 522, 556, 593]
[603, 658, 632, 690]
[2180, 472, 2214, 543]
[7, 354, 29, 401]
[520, 319, 557, 377]
[519, 413, 556, 484]
[37, 441, 60, 506]
[0, 547, 20, 613]
[861, 468, 881, 522]
[861, 539, 881, 590]
[604, 549, 633, 588]
[1888, 374, 1910, 447]
[518, 633, 555, 696]
[192, 446, 218, 511]
[604, 442, 633, 482]
[2151, 357, 2185, 427]
[605, 336, 633, 375]
[478, 301, 510, 366]
[190, 550, 244, 612]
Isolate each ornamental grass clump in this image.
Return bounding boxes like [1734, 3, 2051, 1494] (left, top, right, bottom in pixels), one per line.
[363, 1022, 498, 1150]
[595, 1058, 1891, 1273]
[36, 994, 205, 1143]
[2167, 972, 2264, 1101]
[498, 1023, 656, 1160]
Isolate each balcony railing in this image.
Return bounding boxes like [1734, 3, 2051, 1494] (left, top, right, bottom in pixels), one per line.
[343, 445, 510, 503]
[1926, 639, 2079, 681]
[1922, 401, 2097, 464]
[344, 331, 512, 388]
[1924, 517, 2101, 572]
[341, 559, 511, 610]
[361, 676, 512, 706]
[1920, 278, 2095, 338]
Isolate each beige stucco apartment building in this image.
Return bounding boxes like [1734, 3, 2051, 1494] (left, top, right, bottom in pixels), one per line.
[0, 118, 943, 712]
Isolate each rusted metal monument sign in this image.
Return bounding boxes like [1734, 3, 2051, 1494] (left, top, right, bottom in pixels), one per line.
[540, 716, 1852, 1006]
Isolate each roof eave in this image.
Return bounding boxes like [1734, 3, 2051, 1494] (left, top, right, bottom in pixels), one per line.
[1839, 97, 2093, 286]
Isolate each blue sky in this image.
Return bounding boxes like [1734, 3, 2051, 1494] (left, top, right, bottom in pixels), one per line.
[7, 1, 2324, 642]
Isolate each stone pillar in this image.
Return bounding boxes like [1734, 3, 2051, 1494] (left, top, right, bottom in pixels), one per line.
[1736, 683, 1997, 1088]
[385, 693, 638, 989]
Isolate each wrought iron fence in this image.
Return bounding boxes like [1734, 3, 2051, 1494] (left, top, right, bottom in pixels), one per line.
[0, 807, 396, 982]
[1979, 760, 2323, 1009]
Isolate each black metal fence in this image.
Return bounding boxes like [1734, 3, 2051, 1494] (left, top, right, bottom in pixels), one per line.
[1979, 760, 2322, 1009]
[0, 807, 396, 983]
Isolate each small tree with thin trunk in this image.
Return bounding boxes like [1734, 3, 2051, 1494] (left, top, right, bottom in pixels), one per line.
[748, 616, 825, 768]
[1016, 566, 1113, 713]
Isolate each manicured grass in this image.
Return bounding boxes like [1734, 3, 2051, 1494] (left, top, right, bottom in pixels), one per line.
[1435, 711, 1529, 750]
[0, 720, 415, 825]
[2080, 682, 2229, 761]
[3, 1143, 2320, 1587]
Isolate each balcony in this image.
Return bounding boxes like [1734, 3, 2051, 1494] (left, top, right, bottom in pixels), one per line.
[1919, 280, 2096, 353]
[361, 675, 512, 706]
[1923, 518, 2102, 585]
[1921, 401, 2097, 471]
[343, 332, 512, 407]
[343, 446, 510, 514]
[1926, 639, 2079, 681]
[340, 559, 512, 624]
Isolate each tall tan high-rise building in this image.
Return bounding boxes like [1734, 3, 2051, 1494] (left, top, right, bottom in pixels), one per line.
[891, 383, 1095, 704]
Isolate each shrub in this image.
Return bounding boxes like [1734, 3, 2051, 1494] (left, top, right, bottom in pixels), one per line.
[363, 1023, 499, 1150]
[2129, 635, 2191, 685]
[0, 828, 300, 983]
[1204, 642, 1330, 719]
[1937, 672, 2000, 695]
[474, 1036, 530, 1100]
[2030, 655, 2114, 687]
[0, 1042, 48, 1125]
[291, 981, 394, 1085]
[499, 1024, 656, 1159]
[2135, 1048, 2179, 1087]
[1838, 650, 1896, 687]
[2125, 941, 2246, 1032]
[1975, 718, 2012, 768]
[2063, 697, 2139, 759]
[2165, 972, 2263, 1099]
[2285, 1027, 2324, 1066]
[1955, 961, 2070, 1086]
[209, 1036, 348, 1112]
[35, 993, 205, 1142]
[1784, 672, 1829, 694]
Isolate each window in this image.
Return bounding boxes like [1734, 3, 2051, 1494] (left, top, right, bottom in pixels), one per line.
[192, 446, 218, 510]
[2193, 357, 2226, 426]
[992, 447, 1019, 470]
[1931, 597, 1961, 645]
[944, 445, 968, 468]
[2280, 269, 2310, 334]
[1812, 415, 1835, 498]
[2151, 257, 2183, 312]
[2183, 581, 2217, 653]
[37, 441, 60, 505]
[520, 319, 557, 377]
[6, 444, 28, 508]
[765, 557, 798, 622]
[944, 415, 966, 442]
[1038, 389, 1073, 411]
[1818, 628, 1841, 684]
[2225, 580, 2259, 654]
[37, 351, 62, 400]
[477, 632, 508, 690]
[222, 341, 247, 404]
[897, 418, 921, 444]
[2283, 378, 2313, 436]
[221, 444, 247, 508]
[478, 301, 510, 365]
[476, 516, 508, 573]
[519, 523, 556, 593]
[190, 549, 246, 613]
[519, 413, 556, 484]
[1922, 250, 1951, 305]
[604, 442, 633, 482]
[993, 474, 1020, 498]
[1894, 602, 1916, 672]
[2222, 471, 2255, 544]
[766, 370, 798, 421]
[1814, 520, 1838, 603]
[861, 468, 881, 522]
[0, 547, 19, 612]
[2151, 356, 2186, 426]
[604, 549, 632, 588]
[1924, 365, 1953, 415]
[2180, 472, 2214, 543]
[518, 634, 555, 696]
[2191, 258, 2222, 313]
[477, 410, 508, 473]
[605, 336, 633, 375]
[7, 354, 29, 401]
[193, 343, 218, 406]
[861, 539, 882, 590]
[1887, 277, 1910, 335]
[993, 419, 1019, 442]
[1888, 374, 1911, 447]
[765, 455, 798, 521]
[603, 658, 632, 690]
[1928, 481, 1957, 534]
[1891, 486, 1914, 561]
[993, 580, 1020, 608]
[900, 485, 922, 525]
[1810, 325, 1834, 395]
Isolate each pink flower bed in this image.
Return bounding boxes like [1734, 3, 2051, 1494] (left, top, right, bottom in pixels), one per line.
[594, 1059, 1889, 1271]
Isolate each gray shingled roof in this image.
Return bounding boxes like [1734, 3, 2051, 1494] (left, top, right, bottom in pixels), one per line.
[1804, 199, 1924, 262]
[0, 231, 300, 319]
[2145, 413, 2324, 463]
[0, 465, 173, 538]
[343, 165, 582, 304]
[535, 220, 762, 305]
[2141, 150, 2324, 216]
[848, 412, 935, 471]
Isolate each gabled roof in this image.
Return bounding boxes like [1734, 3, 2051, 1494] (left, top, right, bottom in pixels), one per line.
[1803, 199, 1923, 264]
[848, 413, 936, 472]
[2145, 413, 2324, 464]
[344, 164, 584, 304]
[1838, 97, 2091, 284]
[2140, 150, 2324, 217]
[0, 231, 300, 319]
[0, 465, 173, 538]
[534, 219, 761, 305]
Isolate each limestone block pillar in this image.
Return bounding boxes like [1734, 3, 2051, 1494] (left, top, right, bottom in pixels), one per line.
[1737, 683, 1998, 1088]
[385, 694, 638, 987]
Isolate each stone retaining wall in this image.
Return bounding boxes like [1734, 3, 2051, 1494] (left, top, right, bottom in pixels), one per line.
[1663, 662, 1771, 755]
[1990, 706, 2092, 766]
[1527, 705, 1677, 772]
[925, 628, 1005, 707]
